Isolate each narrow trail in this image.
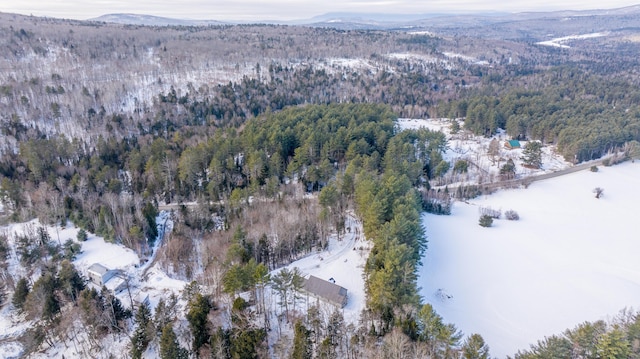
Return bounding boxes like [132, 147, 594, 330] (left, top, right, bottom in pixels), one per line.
[141, 214, 170, 279]
[276, 213, 363, 275]
[295, 213, 361, 274]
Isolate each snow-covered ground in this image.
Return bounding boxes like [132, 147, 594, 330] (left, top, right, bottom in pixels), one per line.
[272, 212, 370, 324]
[397, 118, 573, 185]
[0, 211, 185, 359]
[442, 52, 490, 66]
[387, 53, 442, 64]
[264, 212, 369, 356]
[419, 161, 640, 357]
[73, 228, 139, 273]
[536, 32, 607, 48]
[0, 206, 367, 358]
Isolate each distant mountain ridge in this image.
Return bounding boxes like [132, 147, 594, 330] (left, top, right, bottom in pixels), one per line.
[89, 5, 640, 29]
[90, 13, 226, 26]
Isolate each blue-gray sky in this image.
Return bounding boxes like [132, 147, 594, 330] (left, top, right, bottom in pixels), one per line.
[1, 0, 639, 21]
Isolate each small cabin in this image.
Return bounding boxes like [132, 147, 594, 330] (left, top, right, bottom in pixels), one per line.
[504, 140, 521, 149]
[87, 263, 116, 286]
[303, 275, 348, 308]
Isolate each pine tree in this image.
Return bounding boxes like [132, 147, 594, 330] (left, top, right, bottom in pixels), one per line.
[272, 268, 293, 320]
[101, 287, 131, 332]
[325, 309, 345, 357]
[450, 120, 461, 134]
[58, 260, 85, 303]
[291, 321, 312, 359]
[12, 277, 29, 311]
[230, 328, 266, 359]
[26, 273, 59, 320]
[77, 228, 88, 241]
[186, 293, 211, 354]
[307, 304, 323, 346]
[596, 328, 631, 359]
[462, 334, 490, 359]
[500, 158, 516, 180]
[160, 324, 188, 359]
[154, 293, 179, 332]
[131, 302, 154, 359]
[521, 141, 543, 169]
[42, 292, 60, 321]
[433, 160, 450, 178]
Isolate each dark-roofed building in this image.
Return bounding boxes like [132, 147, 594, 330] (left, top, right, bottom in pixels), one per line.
[303, 275, 348, 308]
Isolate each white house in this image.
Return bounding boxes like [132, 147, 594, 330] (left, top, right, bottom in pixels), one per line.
[87, 263, 115, 286]
[87, 263, 128, 293]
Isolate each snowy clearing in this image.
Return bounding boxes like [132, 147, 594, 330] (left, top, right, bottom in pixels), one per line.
[442, 52, 490, 66]
[397, 118, 573, 185]
[271, 212, 369, 324]
[536, 32, 607, 48]
[419, 161, 640, 357]
[387, 52, 442, 64]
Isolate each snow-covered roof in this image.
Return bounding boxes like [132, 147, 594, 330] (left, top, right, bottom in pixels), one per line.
[303, 275, 348, 308]
[88, 263, 110, 276]
[104, 275, 126, 293]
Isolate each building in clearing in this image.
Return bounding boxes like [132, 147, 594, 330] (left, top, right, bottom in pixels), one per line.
[87, 263, 116, 286]
[504, 140, 521, 149]
[303, 275, 348, 308]
[87, 263, 128, 293]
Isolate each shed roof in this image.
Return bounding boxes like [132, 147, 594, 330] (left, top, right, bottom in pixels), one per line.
[104, 275, 126, 292]
[506, 140, 521, 148]
[303, 275, 348, 307]
[88, 263, 110, 276]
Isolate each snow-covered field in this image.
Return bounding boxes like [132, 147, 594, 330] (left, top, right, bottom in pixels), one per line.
[419, 161, 640, 357]
[536, 32, 607, 48]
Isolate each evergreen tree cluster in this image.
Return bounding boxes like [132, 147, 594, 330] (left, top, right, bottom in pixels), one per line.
[515, 311, 640, 359]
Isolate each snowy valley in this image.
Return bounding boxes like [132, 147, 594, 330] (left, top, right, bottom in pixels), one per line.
[3, 7, 640, 358]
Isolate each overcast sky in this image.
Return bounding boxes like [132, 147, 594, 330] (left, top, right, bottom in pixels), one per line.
[1, 0, 639, 21]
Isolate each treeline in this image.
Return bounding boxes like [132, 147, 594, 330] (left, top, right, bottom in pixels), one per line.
[515, 309, 640, 359]
[0, 54, 466, 151]
[0, 134, 158, 254]
[0, 13, 534, 154]
[340, 121, 465, 355]
[440, 69, 640, 162]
